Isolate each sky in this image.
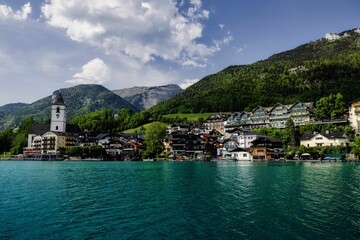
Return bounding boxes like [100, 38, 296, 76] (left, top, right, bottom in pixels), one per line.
[0, 0, 359, 106]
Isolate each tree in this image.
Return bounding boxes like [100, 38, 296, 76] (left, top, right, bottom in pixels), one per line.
[88, 145, 106, 158]
[314, 93, 346, 120]
[283, 118, 298, 147]
[0, 128, 15, 153]
[332, 93, 346, 119]
[143, 122, 167, 158]
[10, 117, 35, 154]
[351, 137, 360, 160]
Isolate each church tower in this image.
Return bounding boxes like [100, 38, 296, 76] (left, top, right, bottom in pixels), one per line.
[50, 92, 67, 133]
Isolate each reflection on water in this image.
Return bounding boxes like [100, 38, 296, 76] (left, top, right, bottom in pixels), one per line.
[0, 161, 359, 239]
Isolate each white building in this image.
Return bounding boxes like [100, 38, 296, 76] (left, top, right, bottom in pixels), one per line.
[228, 129, 262, 149]
[300, 131, 349, 148]
[25, 92, 80, 155]
[230, 148, 253, 161]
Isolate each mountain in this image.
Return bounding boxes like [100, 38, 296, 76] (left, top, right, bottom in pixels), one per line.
[113, 84, 183, 110]
[150, 29, 360, 114]
[0, 84, 137, 130]
[0, 103, 28, 115]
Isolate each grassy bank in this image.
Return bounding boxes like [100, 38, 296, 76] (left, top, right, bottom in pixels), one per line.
[122, 122, 169, 134]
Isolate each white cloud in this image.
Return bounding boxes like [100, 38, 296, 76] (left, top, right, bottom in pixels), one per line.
[179, 78, 199, 89]
[41, 0, 224, 68]
[66, 58, 110, 85]
[0, 2, 31, 20]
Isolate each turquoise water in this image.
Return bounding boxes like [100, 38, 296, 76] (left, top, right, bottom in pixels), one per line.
[0, 161, 359, 239]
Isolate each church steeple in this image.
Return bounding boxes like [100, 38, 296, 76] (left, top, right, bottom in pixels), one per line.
[50, 92, 67, 133]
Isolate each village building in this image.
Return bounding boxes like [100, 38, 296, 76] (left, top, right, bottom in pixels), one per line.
[229, 148, 253, 161]
[203, 113, 227, 133]
[250, 136, 283, 160]
[300, 131, 349, 148]
[24, 92, 81, 156]
[227, 128, 263, 149]
[223, 101, 314, 131]
[225, 111, 252, 130]
[349, 99, 360, 134]
[251, 106, 271, 128]
[289, 101, 314, 126]
[167, 131, 205, 158]
[167, 123, 190, 134]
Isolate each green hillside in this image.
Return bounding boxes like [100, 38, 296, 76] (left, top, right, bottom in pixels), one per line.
[150, 29, 360, 114]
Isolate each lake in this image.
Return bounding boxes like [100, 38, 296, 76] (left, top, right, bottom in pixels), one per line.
[1, 161, 359, 239]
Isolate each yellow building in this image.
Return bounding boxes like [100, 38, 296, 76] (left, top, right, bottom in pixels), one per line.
[349, 99, 360, 134]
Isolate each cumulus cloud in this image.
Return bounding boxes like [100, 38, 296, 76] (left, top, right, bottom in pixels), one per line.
[179, 78, 199, 89]
[66, 58, 109, 85]
[41, 0, 224, 67]
[0, 2, 31, 20]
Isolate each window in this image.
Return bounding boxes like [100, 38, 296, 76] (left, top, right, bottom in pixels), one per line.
[56, 107, 60, 113]
[243, 153, 247, 157]
[56, 126, 58, 130]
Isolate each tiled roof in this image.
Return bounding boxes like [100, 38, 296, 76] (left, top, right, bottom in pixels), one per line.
[300, 132, 347, 141]
[300, 134, 314, 141]
[29, 124, 50, 135]
[66, 124, 81, 133]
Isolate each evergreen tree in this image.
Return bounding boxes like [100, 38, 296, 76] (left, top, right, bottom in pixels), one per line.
[283, 118, 298, 147]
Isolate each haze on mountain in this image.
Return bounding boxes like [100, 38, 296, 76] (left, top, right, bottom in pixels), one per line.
[113, 84, 183, 111]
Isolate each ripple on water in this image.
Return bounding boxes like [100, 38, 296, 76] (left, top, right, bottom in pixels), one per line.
[1, 161, 360, 239]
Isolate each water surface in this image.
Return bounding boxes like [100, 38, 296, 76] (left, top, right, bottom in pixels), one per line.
[1, 161, 359, 239]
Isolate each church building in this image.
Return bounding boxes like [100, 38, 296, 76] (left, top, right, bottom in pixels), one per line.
[25, 92, 81, 156]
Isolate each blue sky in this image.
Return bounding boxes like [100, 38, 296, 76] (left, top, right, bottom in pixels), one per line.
[0, 0, 359, 106]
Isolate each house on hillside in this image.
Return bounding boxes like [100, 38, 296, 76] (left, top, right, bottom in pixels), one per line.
[225, 111, 252, 130]
[167, 123, 189, 134]
[250, 106, 270, 128]
[268, 103, 291, 128]
[203, 113, 227, 133]
[289, 101, 314, 126]
[300, 131, 349, 147]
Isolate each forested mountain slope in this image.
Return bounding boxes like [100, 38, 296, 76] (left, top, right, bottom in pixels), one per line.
[150, 29, 360, 114]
